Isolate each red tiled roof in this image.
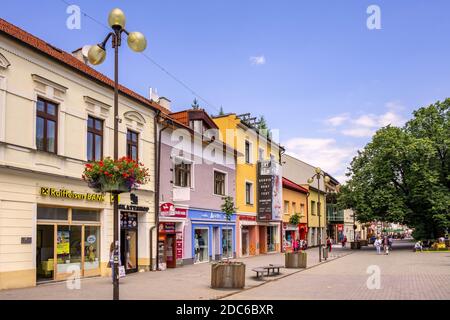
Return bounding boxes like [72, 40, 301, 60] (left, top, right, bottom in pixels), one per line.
[282, 177, 308, 194]
[170, 111, 189, 125]
[0, 18, 173, 116]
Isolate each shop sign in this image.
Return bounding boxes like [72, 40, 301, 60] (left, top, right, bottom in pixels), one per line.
[86, 235, 96, 244]
[121, 212, 138, 228]
[189, 209, 236, 222]
[40, 187, 105, 202]
[239, 215, 256, 222]
[159, 222, 176, 232]
[337, 224, 344, 232]
[118, 204, 149, 212]
[176, 233, 183, 259]
[160, 203, 187, 218]
[257, 161, 282, 221]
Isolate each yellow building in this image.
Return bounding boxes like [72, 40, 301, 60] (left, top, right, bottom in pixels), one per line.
[213, 114, 282, 257]
[304, 186, 326, 246]
[281, 178, 309, 251]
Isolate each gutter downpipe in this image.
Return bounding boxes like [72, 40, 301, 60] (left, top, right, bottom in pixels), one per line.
[154, 112, 171, 271]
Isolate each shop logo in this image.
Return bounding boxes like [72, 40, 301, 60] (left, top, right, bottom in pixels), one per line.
[40, 187, 50, 196]
[39, 187, 105, 202]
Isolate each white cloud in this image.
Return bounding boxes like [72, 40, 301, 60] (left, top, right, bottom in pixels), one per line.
[283, 137, 358, 182]
[250, 55, 266, 65]
[326, 115, 349, 126]
[325, 102, 407, 138]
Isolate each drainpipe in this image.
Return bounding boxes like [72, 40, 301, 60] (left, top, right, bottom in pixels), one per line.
[149, 225, 155, 270]
[154, 112, 171, 271]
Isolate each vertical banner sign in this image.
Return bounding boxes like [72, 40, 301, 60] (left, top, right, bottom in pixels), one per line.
[257, 161, 274, 221]
[176, 233, 183, 259]
[271, 161, 282, 221]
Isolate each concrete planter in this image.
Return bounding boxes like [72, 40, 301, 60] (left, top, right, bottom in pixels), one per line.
[359, 240, 368, 246]
[211, 262, 245, 289]
[285, 252, 307, 268]
[350, 241, 361, 250]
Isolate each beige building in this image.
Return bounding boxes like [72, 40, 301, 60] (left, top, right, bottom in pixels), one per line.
[343, 209, 367, 242]
[0, 19, 169, 289]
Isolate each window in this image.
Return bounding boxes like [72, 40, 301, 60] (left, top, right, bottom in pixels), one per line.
[175, 163, 191, 187]
[72, 209, 100, 222]
[311, 200, 316, 215]
[284, 201, 290, 214]
[87, 116, 103, 161]
[300, 204, 305, 215]
[245, 140, 251, 164]
[292, 202, 296, 213]
[214, 171, 226, 196]
[245, 182, 253, 205]
[127, 130, 139, 161]
[36, 98, 58, 153]
[37, 207, 68, 220]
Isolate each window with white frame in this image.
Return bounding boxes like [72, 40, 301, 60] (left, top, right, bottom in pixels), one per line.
[175, 162, 191, 187]
[245, 182, 253, 205]
[284, 201, 290, 214]
[245, 140, 252, 164]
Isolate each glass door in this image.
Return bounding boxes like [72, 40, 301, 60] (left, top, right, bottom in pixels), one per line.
[222, 228, 233, 259]
[121, 229, 138, 273]
[83, 226, 100, 277]
[242, 228, 249, 256]
[36, 224, 55, 282]
[56, 225, 82, 281]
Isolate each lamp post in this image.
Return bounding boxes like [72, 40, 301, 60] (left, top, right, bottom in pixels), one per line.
[307, 167, 330, 262]
[86, 8, 147, 300]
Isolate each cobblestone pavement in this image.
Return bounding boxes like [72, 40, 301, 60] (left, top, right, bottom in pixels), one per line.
[224, 240, 450, 300]
[0, 245, 349, 300]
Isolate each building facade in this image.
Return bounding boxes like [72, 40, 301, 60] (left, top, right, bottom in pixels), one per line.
[157, 109, 237, 267]
[0, 19, 166, 289]
[281, 177, 308, 251]
[212, 114, 283, 257]
[281, 154, 326, 247]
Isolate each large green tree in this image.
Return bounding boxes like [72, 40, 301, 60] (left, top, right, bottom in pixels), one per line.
[338, 100, 450, 240]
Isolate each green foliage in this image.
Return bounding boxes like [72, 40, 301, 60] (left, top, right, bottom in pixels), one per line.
[257, 115, 271, 138]
[289, 213, 302, 225]
[221, 196, 237, 221]
[338, 99, 450, 239]
[219, 105, 225, 116]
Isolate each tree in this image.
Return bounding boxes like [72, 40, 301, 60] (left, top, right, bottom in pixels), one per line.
[219, 105, 225, 116]
[338, 99, 450, 240]
[257, 115, 270, 138]
[191, 98, 200, 110]
[221, 196, 237, 261]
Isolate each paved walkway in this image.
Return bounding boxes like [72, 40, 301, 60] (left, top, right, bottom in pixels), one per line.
[224, 240, 450, 300]
[0, 246, 349, 300]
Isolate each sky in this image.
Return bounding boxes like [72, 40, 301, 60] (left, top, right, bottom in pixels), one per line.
[2, 0, 450, 182]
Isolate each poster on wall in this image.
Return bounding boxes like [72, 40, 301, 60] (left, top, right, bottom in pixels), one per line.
[271, 161, 282, 221]
[57, 231, 70, 255]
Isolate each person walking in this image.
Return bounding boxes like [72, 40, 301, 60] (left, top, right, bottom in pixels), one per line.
[374, 236, 382, 254]
[108, 242, 116, 283]
[326, 236, 332, 252]
[341, 235, 347, 248]
[383, 236, 390, 255]
[293, 238, 299, 252]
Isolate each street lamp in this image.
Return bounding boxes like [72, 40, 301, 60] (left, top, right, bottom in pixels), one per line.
[86, 8, 147, 301]
[307, 167, 330, 262]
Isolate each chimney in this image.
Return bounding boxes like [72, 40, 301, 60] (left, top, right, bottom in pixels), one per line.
[72, 45, 91, 64]
[149, 87, 159, 102]
[159, 97, 171, 111]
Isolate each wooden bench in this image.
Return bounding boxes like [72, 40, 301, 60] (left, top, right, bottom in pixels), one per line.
[252, 267, 268, 278]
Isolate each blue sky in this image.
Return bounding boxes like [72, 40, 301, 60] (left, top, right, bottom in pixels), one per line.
[2, 0, 450, 182]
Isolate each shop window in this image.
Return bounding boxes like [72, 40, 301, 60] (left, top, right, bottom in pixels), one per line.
[56, 225, 82, 274]
[222, 228, 233, 258]
[194, 228, 209, 263]
[175, 163, 191, 187]
[37, 207, 68, 220]
[127, 130, 139, 161]
[36, 98, 58, 153]
[87, 116, 103, 161]
[72, 209, 100, 222]
[214, 170, 226, 196]
[84, 226, 100, 271]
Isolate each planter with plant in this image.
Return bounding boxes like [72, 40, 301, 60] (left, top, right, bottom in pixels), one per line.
[284, 213, 307, 268]
[82, 156, 150, 194]
[210, 196, 245, 289]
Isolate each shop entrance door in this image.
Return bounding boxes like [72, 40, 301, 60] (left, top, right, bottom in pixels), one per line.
[241, 228, 249, 256]
[120, 212, 138, 274]
[165, 234, 176, 268]
[36, 225, 55, 282]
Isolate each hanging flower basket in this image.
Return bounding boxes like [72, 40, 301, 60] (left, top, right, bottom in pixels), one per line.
[82, 157, 150, 194]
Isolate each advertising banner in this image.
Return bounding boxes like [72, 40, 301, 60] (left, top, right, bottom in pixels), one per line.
[257, 160, 282, 221]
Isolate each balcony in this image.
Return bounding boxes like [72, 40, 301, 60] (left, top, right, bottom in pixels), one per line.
[326, 205, 344, 223]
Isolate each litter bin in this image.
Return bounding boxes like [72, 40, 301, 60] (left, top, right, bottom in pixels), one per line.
[322, 246, 329, 260]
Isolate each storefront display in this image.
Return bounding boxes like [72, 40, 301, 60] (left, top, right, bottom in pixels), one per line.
[120, 212, 138, 273]
[194, 228, 209, 263]
[36, 206, 101, 282]
[158, 222, 183, 268]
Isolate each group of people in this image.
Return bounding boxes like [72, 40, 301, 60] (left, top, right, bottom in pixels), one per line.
[292, 239, 308, 251]
[374, 235, 393, 255]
